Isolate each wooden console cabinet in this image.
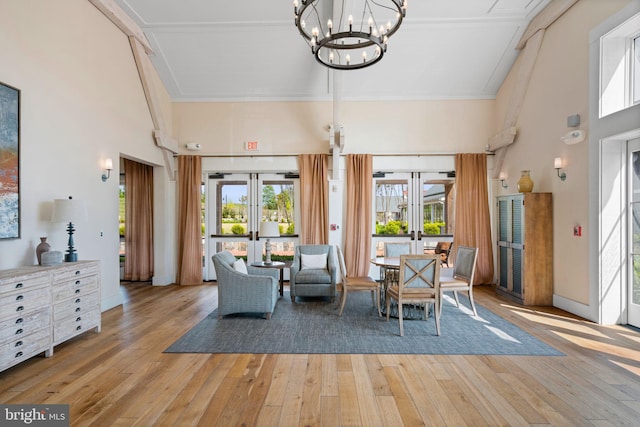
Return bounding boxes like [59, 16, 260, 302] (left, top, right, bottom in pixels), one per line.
[0, 261, 100, 372]
[496, 193, 553, 305]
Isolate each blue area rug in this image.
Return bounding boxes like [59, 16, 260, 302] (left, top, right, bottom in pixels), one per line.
[164, 291, 563, 356]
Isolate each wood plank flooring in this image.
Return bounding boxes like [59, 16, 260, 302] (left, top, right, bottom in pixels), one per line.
[1, 282, 639, 426]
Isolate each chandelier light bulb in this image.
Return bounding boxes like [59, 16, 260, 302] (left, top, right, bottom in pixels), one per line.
[329, 51, 334, 63]
[346, 54, 351, 65]
[362, 51, 367, 62]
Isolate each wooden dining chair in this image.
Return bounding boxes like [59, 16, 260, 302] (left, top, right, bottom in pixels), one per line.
[386, 254, 441, 336]
[336, 246, 381, 317]
[439, 246, 478, 316]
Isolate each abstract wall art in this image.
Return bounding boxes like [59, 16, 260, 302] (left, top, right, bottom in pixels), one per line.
[0, 81, 20, 239]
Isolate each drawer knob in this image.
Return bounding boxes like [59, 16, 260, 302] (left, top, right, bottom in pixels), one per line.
[15, 283, 23, 289]
[15, 340, 23, 347]
[76, 325, 82, 331]
[76, 316, 82, 322]
[15, 328, 23, 335]
[75, 280, 81, 285]
[15, 351, 23, 358]
[16, 306, 24, 312]
[16, 295, 24, 301]
[75, 307, 81, 312]
[75, 289, 81, 294]
[75, 270, 81, 275]
[75, 298, 81, 304]
[15, 318, 23, 324]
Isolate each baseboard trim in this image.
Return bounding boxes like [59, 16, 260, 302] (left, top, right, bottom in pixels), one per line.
[553, 294, 594, 322]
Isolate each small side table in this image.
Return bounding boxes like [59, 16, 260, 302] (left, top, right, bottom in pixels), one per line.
[251, 261, 288, 296]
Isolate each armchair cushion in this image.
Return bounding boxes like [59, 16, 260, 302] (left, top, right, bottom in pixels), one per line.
[301, 253, 328, 270]
[233, 258, 248, 274]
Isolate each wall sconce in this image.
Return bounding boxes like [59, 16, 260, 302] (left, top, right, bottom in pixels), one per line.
[554, 157, 567, 181]
[498, 172, 508, 188]
[101, 158, 113, 182]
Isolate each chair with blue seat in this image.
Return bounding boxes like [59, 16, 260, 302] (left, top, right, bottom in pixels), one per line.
[211, 251, 279, 319]
[289, 244, 337, 303]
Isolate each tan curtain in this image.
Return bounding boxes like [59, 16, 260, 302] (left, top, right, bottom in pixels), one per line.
[298, 154, 329, 244]
[177, 155, 203, 285]
[454, 153, 494, 284]
[344, 154, 372, 276]
[123, 159, 154, 281]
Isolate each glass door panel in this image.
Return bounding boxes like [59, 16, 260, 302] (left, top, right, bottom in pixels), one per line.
[628, 138, 640, 327]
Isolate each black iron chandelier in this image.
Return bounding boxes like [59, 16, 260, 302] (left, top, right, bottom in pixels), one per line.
[293, 0, 408, 70]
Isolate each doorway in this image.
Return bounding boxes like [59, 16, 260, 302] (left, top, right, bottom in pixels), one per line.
[627, 138, 640, 327]
[204, 173, 299, 281]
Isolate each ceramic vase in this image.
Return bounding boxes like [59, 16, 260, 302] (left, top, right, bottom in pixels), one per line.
[36, 237, 51, 265]
[517, 170, 534, 193]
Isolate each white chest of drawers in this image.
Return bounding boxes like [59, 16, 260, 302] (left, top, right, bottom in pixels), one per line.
[0, 261, 100, 372]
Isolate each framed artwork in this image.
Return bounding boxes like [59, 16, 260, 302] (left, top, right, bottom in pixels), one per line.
[0, 81, 20, 239]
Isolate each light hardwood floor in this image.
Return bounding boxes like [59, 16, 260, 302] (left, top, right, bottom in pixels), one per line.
[1, 282, 639, 426]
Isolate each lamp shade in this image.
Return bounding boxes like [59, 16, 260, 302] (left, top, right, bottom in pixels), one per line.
[259, 221, 280, 238]
[51, 197, 88, 223]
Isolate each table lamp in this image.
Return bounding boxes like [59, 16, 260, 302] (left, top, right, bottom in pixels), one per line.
[259, 222, 280, 264]
[51, 196, 88, 262]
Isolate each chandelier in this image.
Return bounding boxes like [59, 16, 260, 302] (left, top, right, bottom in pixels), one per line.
[293, 0, 407, 70]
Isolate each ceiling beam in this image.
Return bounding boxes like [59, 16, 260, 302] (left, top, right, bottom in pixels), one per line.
[516, 0, 578, 50]
[490, 29, 544, 178]
[88, 0, 154, 54]
[130, 37, 177, 180]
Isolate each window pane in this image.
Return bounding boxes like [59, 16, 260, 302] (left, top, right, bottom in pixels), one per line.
[422, 183, 446, 234]
[262, 181, 295, 235]
[375, 180, 408, 235]
[220, 182, 248, 235]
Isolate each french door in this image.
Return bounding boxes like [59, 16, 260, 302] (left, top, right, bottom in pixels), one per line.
[627, 138, 640, 327]
[205, 173, 299, 281]
[370, 172, 453, 275]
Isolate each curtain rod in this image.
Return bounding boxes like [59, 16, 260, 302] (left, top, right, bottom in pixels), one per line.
[175, 152, 494, 158]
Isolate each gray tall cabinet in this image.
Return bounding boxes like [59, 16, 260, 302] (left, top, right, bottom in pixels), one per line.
[496, 193, 553, 305]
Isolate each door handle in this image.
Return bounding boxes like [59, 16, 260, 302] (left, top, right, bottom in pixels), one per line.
[410, 231, 415, 240]
[417, 231, 423, 240]
[249, 231, 254, 241]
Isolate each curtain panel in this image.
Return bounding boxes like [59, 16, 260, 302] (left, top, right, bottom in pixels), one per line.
[454, 153, 494, 284]
[123, 159, 154, 281]
[298, 154, 329, 244]
[177, 155, 203, 286]
[344, 154, 372, 277]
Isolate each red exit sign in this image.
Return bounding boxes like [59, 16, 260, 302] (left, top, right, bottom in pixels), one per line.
[245, 141, 259, 151]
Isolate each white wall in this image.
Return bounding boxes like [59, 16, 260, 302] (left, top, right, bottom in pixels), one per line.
[172, 100, 495, 156]
[0, 0, 173, 310]
[494, 0, 634, 321]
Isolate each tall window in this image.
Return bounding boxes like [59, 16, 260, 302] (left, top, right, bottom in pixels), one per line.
[600, 13, 640, 117]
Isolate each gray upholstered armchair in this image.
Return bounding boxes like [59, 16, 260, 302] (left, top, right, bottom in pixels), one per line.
[289, 244, 337, 302]
[211, 251, 279, 319]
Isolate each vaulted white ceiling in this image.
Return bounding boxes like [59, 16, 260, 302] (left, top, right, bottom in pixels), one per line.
[114, 0, 551, 102]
